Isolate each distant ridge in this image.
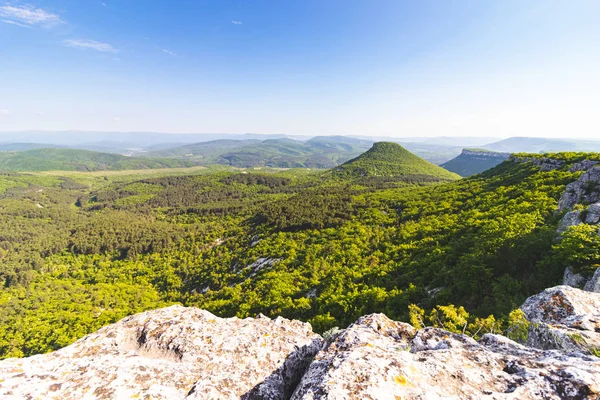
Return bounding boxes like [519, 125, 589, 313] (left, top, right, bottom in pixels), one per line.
[482, 137, 600, 153]
[332, 142, 460, 181]
[0, 148, 197, 172]
[442, 149, 511, 177]
[147, 137, 372, 168]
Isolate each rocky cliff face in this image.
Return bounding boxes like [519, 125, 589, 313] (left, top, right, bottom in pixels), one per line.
[531, 158, 600, 291]
[558, 166, 600, 211]
[509, 155, 567, 172]
[462, 149, 511, 159]
[1, 288, 599, 399]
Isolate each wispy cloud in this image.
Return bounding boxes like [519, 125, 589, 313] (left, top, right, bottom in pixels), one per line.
[231, 20, 242, 25]
[2, 19, 30, 28]
[0, 109, 10, 116]
[112, 117, 122, 122]
[161, 48, 176, 56]
[0, 5, 62, 27]
[64, 39, 117, 53]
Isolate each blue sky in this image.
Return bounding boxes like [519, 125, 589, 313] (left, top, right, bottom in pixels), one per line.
[1, 0, 599, 138]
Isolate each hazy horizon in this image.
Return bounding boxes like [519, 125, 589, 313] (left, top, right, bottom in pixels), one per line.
[2, 1, 599, 138]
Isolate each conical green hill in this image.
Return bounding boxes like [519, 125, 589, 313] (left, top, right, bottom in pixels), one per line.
[333, 142, 460, 180]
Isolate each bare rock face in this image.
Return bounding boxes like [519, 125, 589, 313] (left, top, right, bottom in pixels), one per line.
[586, 203, 600, 225]
[558, 166, 600, 211]
[584, 268, 600, 293]
[563, 265, 589, 289]
[0, 305, 322, 400]
[557, 210, 584, 235]
[571, 160, 600, 173]
[509, 156, 566, 172]
[292, 313, 600, 400]
[521, 286, 600, 355]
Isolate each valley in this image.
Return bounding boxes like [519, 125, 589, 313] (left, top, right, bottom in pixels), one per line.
[0, 143, 597, 362]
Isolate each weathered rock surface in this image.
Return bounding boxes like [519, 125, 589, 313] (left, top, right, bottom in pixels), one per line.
[584, 268, 600, 293]
[1, 299, 600, 399]
[510, 155, 566, 171]
[558, 166, 600, 211]
[563, 265, 589, 289]
[586, 203, 600, 225]
[521, 285, 600, 355]
[571, 160, 600, 173]
[292, 313, 600, 400]
[0, 305, 322, 400]
[557, 210, 584, 234]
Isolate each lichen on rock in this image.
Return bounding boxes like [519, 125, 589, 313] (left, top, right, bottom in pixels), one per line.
[0, 306, 322, 400]
[521, 285, 600, 355]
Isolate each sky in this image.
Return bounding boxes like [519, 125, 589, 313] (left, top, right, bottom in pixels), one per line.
[0, 0, 599, 139]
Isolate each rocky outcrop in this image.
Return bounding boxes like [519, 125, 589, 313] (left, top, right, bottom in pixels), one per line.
[0, 306, 322, 400]
[557, 210, 584, 234]
[558, 166, 600, 211]
[554, 161, 600, 290]
[571, 160, 600, 173]
[521, 286, 600, 355]
[293, 313, 600, 399]
[2, 301, 600, 399]
[509, 155, 566, 171]
[563, 265, 588, 289]
[462, 149, 511, 159]
[586, 203, 600, 225]
[584, 268, 600, 293]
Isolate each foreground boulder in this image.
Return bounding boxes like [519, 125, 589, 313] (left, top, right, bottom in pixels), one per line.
[1, 302, 599, 399]
[521, 285, 600, 355]
[292, 314, 600, 399]
[0, 305, 322, 399]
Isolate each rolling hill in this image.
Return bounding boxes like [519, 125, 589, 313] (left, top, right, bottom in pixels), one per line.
[0, 148, 198, 172]
[0, 143, 64, 152]
[441, 149, 511, 177]
[147, 136, 373, 168]
[331, 142, 460, 181]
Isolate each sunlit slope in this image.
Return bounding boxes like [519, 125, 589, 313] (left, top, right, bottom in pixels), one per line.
[332, 142, 460, 181]
[0, 148, 197, 172]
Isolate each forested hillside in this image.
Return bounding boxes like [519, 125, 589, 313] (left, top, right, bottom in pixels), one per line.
[0, 148, 598, 360]
[331, 142, 460, 181]
[146, 136, 373, 168]
[0, 148, 198, 171]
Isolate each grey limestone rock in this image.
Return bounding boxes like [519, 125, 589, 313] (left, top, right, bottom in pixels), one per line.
[563, 265, 589, 289]
[521, 285, 600, 356]
[557, 210, 584, 234]
[558, 166, 600, 211]
[584, 267, 600, 293]
[2, 297, 600, 400]
[292, 313, 600, 400]
[0, 305, 322, 400]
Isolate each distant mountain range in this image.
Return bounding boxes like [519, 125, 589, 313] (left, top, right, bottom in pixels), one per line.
[146, 136, 374, 168]
[1, 133, 600, 172]
[0, 148, 197, 172]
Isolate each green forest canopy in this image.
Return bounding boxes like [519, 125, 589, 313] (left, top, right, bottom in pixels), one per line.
[0, 152, 598, 359]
